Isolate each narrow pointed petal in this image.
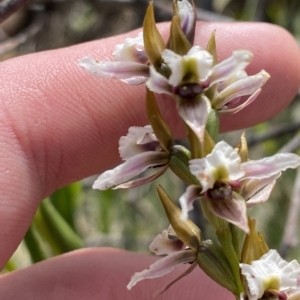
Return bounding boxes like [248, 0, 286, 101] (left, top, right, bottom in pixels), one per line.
[162, 49, 185, 86]
[92, 152, 169, 190]
[218, 88, 261, 114]
[179, 185, 202, 220]
[114, 164, 168, 189]
[146, 66, 172, 95]
[242, 172, 281, 201]
[241, 153, 300, 179]
[177, 95, 211, 142]
[213, 70, 270, 109]
[177, 0, 196, 45]
[210, 50, 253, 85]
[246, 181, 276, 208]
[78, 57, 149, 85]
[149, 226, 185, 255]
[153, 262, 197, 297]
[127, 249, 196, 290]
[206, 192, 249, 232]
[217, 70, 247, 92]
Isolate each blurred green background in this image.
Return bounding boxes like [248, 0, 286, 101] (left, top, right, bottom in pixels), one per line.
[1, 0, 300, 273]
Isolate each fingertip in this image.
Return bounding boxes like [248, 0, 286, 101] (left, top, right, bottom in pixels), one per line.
[195, 22, 300, 131]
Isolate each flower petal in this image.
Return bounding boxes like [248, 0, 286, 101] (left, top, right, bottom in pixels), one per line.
[114, 164, 168, 189]
[189, 140, 244, 192]
[186, 46, 213, 82]
[206, 192, 249, 232]
[149, 226, 186, 255]
[217, 70, 248, 92]
[162, 47, 213, 86]
[179, 185, 202, 220]
[78, 57, 149, 85]
[210, 50, 253, 85]
[177, 95, 211, 142]
[241, 153, 300, 179]
[146, 66, 172, 95]
[177, 0, 196, 44]
[246, 180, 277, 208]
[240, 250, 300, 300]
[119, 125, 159, 160]
[218, 88, 261, 114]
[127, 249, 196, 290]
[113, 32, 148, 64]
[153, 262, 197, 297]
[92, 152, 169, 190]
[162, 49, 185, 86]
[241, 172, 281, 204]
[213, 70, 270, 109]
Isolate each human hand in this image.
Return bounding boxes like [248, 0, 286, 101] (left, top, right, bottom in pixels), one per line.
[0, 22, 299, 299]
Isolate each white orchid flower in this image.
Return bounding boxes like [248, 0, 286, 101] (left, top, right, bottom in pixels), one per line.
[127, 225, 197, 297]
[240, 249, 300, 300]
[179, 141, 300, 232]
[93, 125, 169, 190]
[147, 46, 269, 141]
[79, 32, 149, 85]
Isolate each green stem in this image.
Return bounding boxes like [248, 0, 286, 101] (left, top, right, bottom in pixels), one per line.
[4, 259, 17, 272]
[39, 198, 83, 252]
[216, 226, 244, 295]
[24, 225, 47, 263]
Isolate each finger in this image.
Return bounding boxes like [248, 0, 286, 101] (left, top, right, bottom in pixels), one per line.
[0, 22, 299, 267]
[0, 248, 234, 300]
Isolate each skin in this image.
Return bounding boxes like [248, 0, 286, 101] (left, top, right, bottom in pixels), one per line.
[0, 22, 299, 299]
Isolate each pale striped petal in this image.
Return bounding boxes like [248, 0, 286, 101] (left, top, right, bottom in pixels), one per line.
[92, 152, 168, 190]
[127, 249, 196, 290]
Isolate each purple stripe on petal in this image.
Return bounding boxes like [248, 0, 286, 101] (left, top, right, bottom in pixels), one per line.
[177, 95, 211, 142]
[92, 151, 169, 190]
[153, 262, 197, 297]
[207, 192, 249, 233]
[127, 249, 196, 290]
[210, 50, 253, 85]
[241, 153, 300, 179]
[241, 172, 281, 200]
[114, 164, 168, 189]
[213, 70, 270, 109]
[179, 185, 202, 220]
[79, 57, 149, 85]
[149, 226, 185, 255]
[246, 180, 277, 208]
[218, 89, 261, 114]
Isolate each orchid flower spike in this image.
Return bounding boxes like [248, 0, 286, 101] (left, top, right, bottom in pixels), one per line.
[240, 249, 300, 300]
[179, 140, 300, 232]
[93, 126, 169, 190]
